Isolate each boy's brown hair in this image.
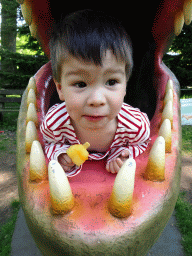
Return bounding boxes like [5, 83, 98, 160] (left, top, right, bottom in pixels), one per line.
[49, 9, 133, 83]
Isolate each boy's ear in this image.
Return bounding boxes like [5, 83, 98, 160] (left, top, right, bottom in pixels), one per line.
[54, 79, 65, 101]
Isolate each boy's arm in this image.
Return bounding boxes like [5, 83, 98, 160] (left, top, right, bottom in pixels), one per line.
[40, 116, 70, 161]
[107, 111, 150, 162]
[40, 117, 82, 177]
[127, 111, 150, 158]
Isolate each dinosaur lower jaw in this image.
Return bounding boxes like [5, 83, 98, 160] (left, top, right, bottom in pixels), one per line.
[16, 58, 181, 255]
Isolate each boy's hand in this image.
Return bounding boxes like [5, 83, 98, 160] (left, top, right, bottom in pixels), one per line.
[106, 149, 129, 174]
[58, 153, 75, 172]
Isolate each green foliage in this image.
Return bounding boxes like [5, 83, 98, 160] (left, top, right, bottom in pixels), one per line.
[0, 25, 48, 89]
[163, 24, 192, 89]
[17, 24, 45, 55]
[0, 6, 48, 90]
[0, 48, 48, 89]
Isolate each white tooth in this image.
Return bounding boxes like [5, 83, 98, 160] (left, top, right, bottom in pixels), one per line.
[164, 89, 173, 107]
[27, 89, 36, 108]
[28, 77, 36, 94]
[30, 141, 47, 181]
[184, 0, 192, 25]
[27, 103, 38, 127]
[165, 79, 173, 94]
[29, 22, 38, 39]
[159, 119, 172, 153]
[48, 160, 74, 214]
[26, 121, 38, 153]
[108, 158, 136, 218]
[174, 11, 184, 36]
[21, 1, 32, 25]
[144, 136, 165, 181]
[162, 101, 173, 128]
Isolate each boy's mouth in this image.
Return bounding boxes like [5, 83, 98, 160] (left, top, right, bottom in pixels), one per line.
[83, 115, 105, 121]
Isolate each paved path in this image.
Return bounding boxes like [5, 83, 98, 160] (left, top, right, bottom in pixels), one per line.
[11, 208, 184, 256]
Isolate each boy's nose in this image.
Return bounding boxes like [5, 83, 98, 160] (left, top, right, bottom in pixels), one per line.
[87, 88, 106, 107]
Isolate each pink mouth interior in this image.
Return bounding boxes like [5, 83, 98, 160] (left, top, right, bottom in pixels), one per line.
[34, 57, 180, 232]
[20, 0, 182, 239]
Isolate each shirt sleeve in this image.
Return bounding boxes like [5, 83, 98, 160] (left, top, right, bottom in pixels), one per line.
[40, 106, 82, 177]
[107, 111, 150, 163]
[43, 140, 82, 177]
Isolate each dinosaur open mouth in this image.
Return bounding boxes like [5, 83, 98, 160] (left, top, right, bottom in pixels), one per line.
[16, 0, 189, 255]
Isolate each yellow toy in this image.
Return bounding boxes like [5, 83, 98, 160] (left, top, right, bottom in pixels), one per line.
[66, 142, 90, 166]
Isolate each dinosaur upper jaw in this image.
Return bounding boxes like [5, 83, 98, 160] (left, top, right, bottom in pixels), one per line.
[18, 0, 189, 121]
[19, 0, 188, 62]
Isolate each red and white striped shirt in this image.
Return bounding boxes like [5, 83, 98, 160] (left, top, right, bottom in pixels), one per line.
[40, 102, 150, 177]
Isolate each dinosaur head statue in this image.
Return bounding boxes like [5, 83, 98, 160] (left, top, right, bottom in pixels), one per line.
[16, 0, 188, 255]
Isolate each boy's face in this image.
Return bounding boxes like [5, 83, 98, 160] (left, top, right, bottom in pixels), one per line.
[54, 50, 127, 131]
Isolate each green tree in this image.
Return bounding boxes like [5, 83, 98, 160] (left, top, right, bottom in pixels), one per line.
[1, 0, 18, 52]
[163, 23, 192, 89]
[0, 3, 48, 89]
[0, 0, 18, 73]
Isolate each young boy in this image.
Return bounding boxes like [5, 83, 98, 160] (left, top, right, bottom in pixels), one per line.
[40, 10, 150, 177]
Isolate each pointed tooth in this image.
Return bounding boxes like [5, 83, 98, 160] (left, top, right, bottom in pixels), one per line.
[21, 1, 32, 25]
[144, 136, 165, 181]
[29, 22, 38, 39]
[30, 141, 47, 181]
[108, 158, 136, 218]
[28, 77, 36, 94]
[184, 0, 192, 25]
[26, 121, 38, 153]
[164, 89, 173, 107]
[159, 119, 172, 153]
[27, 103, 38, 127]
[174, 11, 184, 36]
[166, 79, 173, 94]
[162, 101, 173, 128]
[48, 160, 74, 214]
[27, 89, 36, 108]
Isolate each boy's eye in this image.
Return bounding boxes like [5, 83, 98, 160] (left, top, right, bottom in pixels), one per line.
[106, 79, 118, 86]
[73, 82, 87, 88]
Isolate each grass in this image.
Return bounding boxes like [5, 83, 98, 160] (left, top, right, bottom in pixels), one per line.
[175, 192, 192, 256]
[181, 94, 192, 99]
[182, 125, 192, 155]
[0, 133, 16, 154]
[0, 201, 20, 256]
[0, 111, 19, 132]
[0, 98, 192, 255]
[180, 89, 192, 99]
[174, 125, 192, 256]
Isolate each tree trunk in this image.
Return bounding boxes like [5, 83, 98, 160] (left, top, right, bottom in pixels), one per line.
[1, 0, 18, 72]
[1, 0, 17, 52]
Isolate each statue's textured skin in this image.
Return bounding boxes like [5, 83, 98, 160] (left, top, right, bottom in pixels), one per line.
[16, 0, 188, 255]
